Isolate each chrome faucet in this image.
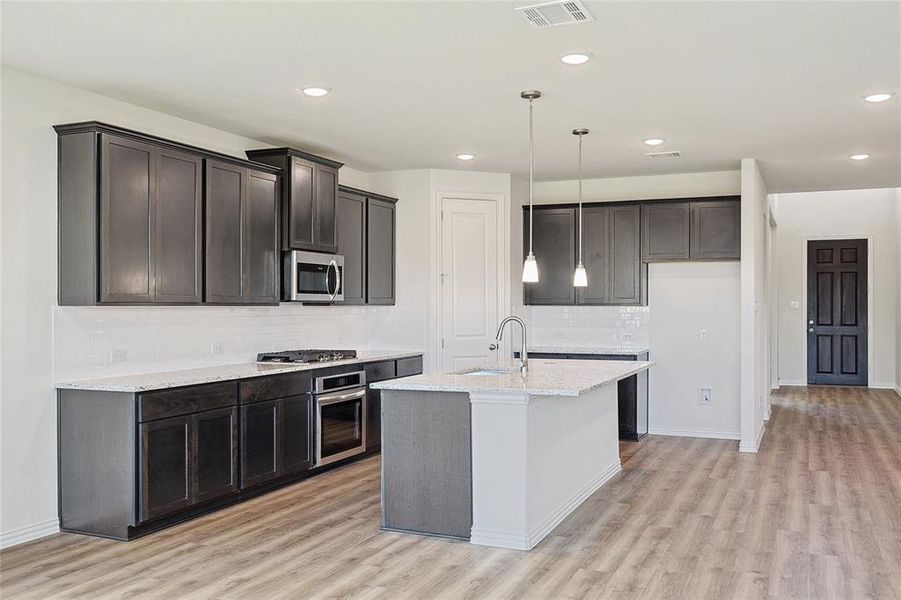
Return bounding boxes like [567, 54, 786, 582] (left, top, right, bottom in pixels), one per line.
[491, 316, 528, 374]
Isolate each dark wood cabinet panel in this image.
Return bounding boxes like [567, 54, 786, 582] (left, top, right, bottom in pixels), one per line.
[239, 372, 312, 404]
[139, 415, 192, 522]
[396, 356, 423, 377]
[575, 206, 609, 305]
[240, 399, 281, 488]
[337, 190, 367, 305]
[243, 170, 280, 303]
[609, 206, 644, 304]
[100, 134, 156, 303]
[155, 149, 203, 303]
[205, 161, 280, 304]
[316, 166, 339, 253]
[364, 360, 396, 383]
[690, 200, 741, 259]
[281, 395, 313, 475]
[193, 407, 238, 503]
[641, 202, 690, 261]
[205, 161, 244, 302]
[289, 158, 316, 249]
[138, 381, 236, 422]
[524, 207, 576, 305]
[367, 197, 396, 305]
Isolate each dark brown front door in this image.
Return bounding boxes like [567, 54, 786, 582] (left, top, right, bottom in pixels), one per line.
[807, 239, 868, 385]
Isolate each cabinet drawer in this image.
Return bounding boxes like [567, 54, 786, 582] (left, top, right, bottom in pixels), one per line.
[365, 360, 396, 383]
[138, 382, 237, 422]
[239, 372, 312, 404]
[396, 356, 423, 377]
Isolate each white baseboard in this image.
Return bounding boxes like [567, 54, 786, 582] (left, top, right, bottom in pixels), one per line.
[0, 519, 59, 549]
[527, 459, 621, 549]
[893, 385, 901, 398]
[470, 459, 622, 551]
[778, 380, 807, 387]
[739, 423, 766, 453]
[869, 383, 897, 390]
[648, 426, 741, 441]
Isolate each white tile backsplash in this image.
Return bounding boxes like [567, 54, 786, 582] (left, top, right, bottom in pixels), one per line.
[53, 304, 427, 382]
[524, 305, 650, 347]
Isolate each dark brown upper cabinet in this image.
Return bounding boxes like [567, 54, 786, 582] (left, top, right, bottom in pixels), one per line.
[245, 148, 344, 254]
[366, 196, 397, 305]
[641, 202, 690, 261]
[337, 189, 367, 305]
[523, 207, 577, 305]
[337, 186, 398, 306]
[55, 122, 280, 306]
[576, 205, 645, 306]
[690, 200, 741, 259]
[205, 160, 280, 304]
[641, 197, 740, 262]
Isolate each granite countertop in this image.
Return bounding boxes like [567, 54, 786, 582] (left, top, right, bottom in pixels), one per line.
[527, 345, 650, 356]
[55, 351, 424, 393]
[372, 359, 653, 397]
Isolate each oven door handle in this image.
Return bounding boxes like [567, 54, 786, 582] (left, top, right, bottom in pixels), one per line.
[316, 388, 366, 406]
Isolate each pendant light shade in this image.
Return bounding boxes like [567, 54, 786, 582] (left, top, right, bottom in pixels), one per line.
[521, 90, 542, 283]
[523, 253, 539, 282]
[572, 128, 590, 288]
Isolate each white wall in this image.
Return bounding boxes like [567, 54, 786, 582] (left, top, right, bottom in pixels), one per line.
[648, 262, 742, 439]
[739, 159, 770, 453]
[533, 170, 740, 204]
[896, 189, 901, 395]
[773, 188, 899, 388]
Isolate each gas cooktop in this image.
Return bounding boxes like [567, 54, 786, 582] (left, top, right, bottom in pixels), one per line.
[256, 349, 358, 364]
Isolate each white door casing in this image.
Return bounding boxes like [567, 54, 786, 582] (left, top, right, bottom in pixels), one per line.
[440, 196, 500, 372]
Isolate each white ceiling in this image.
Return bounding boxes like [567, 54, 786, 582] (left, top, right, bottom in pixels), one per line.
[2, 1, 899, 193]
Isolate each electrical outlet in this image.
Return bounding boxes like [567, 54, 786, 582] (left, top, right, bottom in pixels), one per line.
[210, 341, 224, 355]
[622, 332, 634, 342]
[110, 349, 127, 363]
[699, 329, 708, 342]
[699, 387, 712, 405]
[790, 300, 799, 310]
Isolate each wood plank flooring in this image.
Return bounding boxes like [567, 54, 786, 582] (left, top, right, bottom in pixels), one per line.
[2, 385, 900, 599]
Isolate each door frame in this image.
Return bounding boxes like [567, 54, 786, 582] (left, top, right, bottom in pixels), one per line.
[800, 234, 874, 387]
[433, 191, 510, 372]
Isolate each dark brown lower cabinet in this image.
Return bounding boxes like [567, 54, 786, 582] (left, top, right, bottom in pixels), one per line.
[240, 394, 313, 489]
[240, 399, 281, 488]
[193, 407, 239, 503]
[140, 415, 192, 522]
[139, 405, 238, 522]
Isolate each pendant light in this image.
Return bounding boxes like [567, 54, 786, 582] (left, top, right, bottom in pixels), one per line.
[521, 90, 542, 283]
[572, 128, 589, 287]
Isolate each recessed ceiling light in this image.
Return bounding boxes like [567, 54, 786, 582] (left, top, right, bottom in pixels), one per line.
[849, 153, 870, 161]
[456, 153, 475, 161]
[643, 138, 666, 146]
[561, 52, 592, 65]
[302, 86, 330, 97]
[863, 92, 893, 103]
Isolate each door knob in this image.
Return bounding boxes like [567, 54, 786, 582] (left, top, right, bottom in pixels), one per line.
[808, 328, 814, 333]
[488, 343, 498, 350]
[808, 320, 814, 325]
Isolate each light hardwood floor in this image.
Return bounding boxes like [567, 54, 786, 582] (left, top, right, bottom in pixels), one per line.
[2, 386, 900, 599]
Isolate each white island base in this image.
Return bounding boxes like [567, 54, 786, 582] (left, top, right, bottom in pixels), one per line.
[469, 384, 621, 550]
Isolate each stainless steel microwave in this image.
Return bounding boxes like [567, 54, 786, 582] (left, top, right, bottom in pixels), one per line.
[283, 251, 344, 303]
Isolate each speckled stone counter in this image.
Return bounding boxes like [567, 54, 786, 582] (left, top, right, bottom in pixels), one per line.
[56, 351, 424, 392]
[372, 358, 652, 397]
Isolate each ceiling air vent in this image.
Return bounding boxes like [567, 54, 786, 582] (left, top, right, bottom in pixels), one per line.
[646, 150, 682, 159]
[516, 0, 595, 29]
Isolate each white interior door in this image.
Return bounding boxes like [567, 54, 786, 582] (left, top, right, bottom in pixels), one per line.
[440, 197, 499, 372]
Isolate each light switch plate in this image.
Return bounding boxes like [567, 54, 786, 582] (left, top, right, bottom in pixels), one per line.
[699, 329, 709, 341]
[110, 349, 127, 363]
[790, 300, 799, 309]
[699, 387, 712, 405]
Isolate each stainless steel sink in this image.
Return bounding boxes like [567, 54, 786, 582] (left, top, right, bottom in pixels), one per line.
[459, 367, 522, 376]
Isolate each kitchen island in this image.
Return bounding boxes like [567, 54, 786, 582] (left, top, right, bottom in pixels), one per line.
[371, 358, 653, 551]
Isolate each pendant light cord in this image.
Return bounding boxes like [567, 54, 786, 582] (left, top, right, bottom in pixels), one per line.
[578, 132, 583, 264]
[529, 98, 534, 255]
